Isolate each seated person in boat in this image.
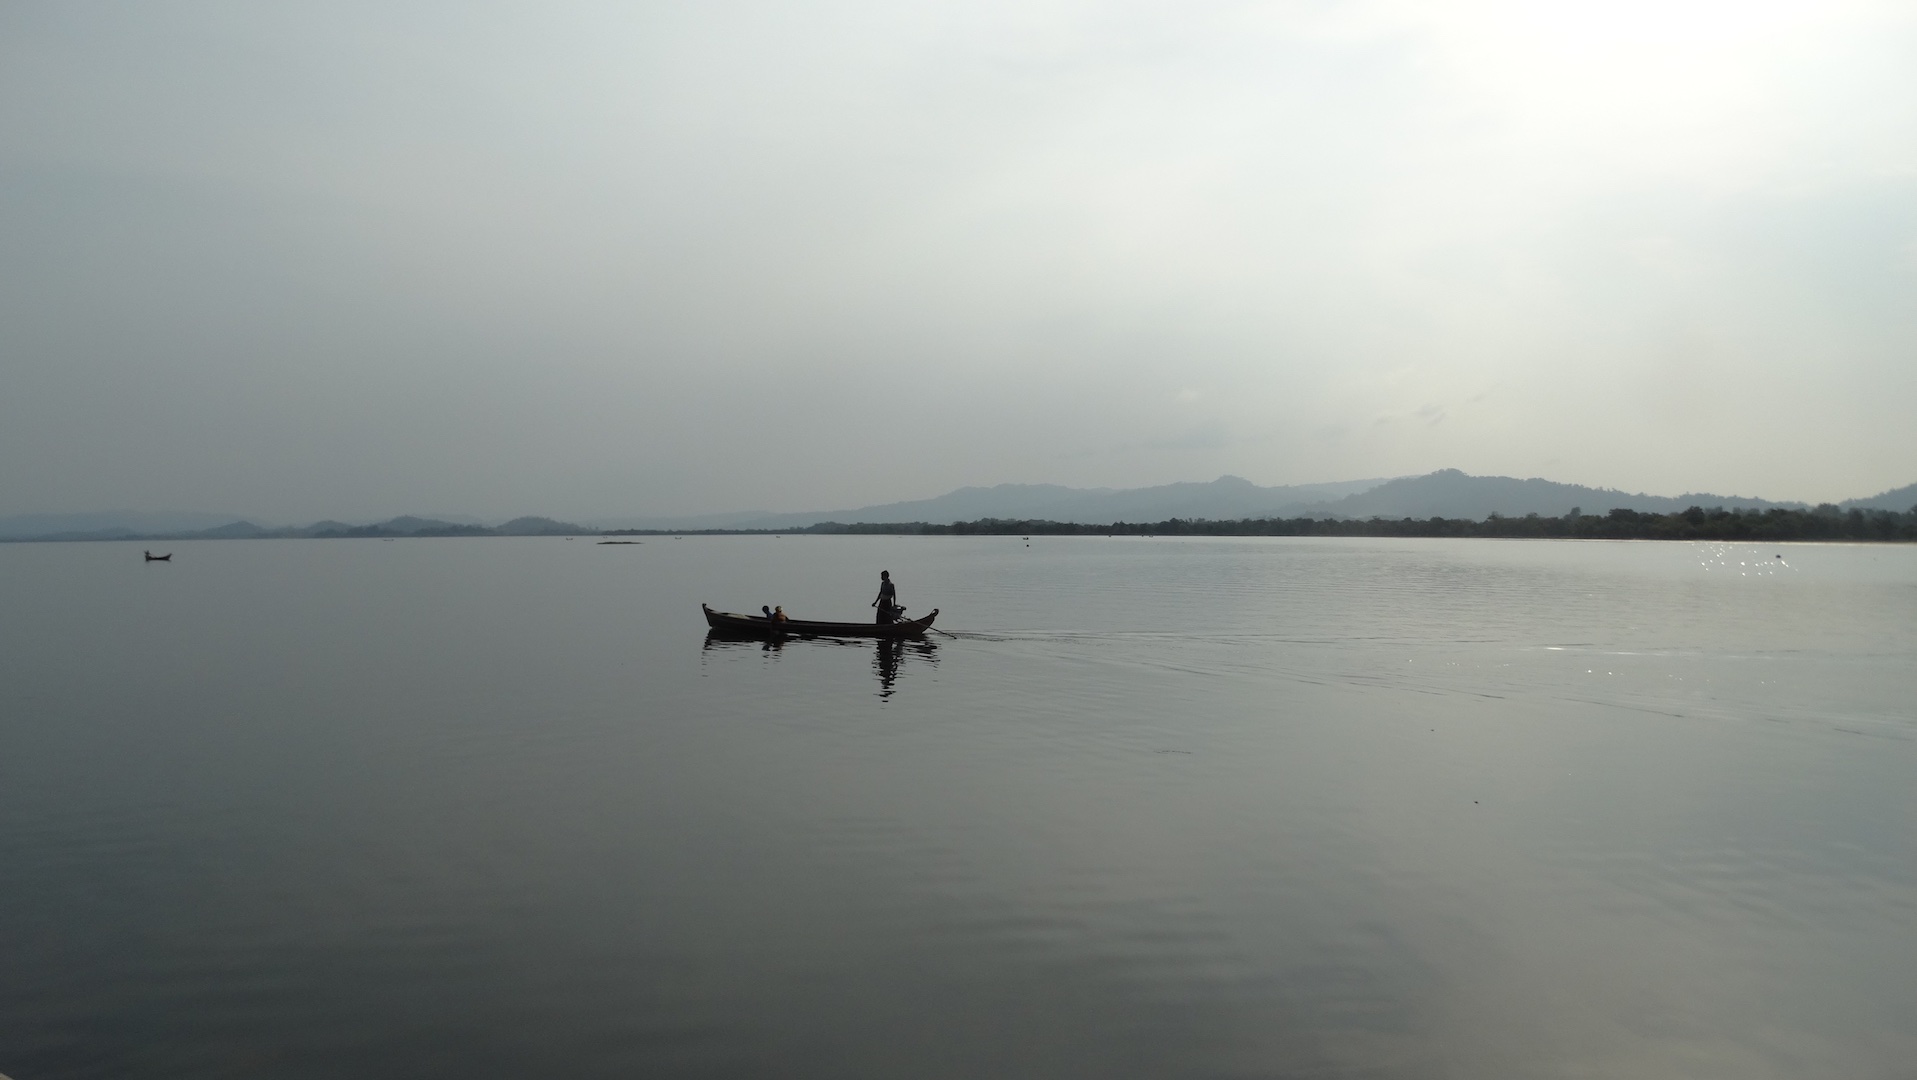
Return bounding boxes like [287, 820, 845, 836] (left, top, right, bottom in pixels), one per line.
[872, 570, 899, 624]
[773, 606, 788, 622]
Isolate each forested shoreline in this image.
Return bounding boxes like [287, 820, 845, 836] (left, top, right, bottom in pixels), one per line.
[793, 505, 1917, 542]
[13, 505, 1915, 544]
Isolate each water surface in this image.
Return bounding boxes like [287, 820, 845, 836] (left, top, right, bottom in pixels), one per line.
[2, 536, 1912, 1078]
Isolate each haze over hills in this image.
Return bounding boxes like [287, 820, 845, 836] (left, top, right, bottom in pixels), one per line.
[593, 476, 1393, 531]
[0, 511, 247, 540]
[5, 472, 1914, 541]
[0, 515, 585, 542]
[1843, 482, 1917, 512]
[606, 470, 1901, 530]
[1279, 470, 1806, 522]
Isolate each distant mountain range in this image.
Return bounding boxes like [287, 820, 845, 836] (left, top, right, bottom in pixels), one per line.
[0, 514, 585, 542]
[1844, 481, 1917, 512]
[0, 511, 248, 539]
[1276, 470, 1803, 521]
[4, 472, 1913, 541]
[592, 475, 1391, 531]
[597, 470, 1914, 530]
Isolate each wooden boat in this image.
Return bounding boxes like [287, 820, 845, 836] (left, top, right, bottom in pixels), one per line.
[702, 604, 939, 638]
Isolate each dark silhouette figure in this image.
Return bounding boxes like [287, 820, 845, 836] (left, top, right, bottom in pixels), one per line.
[144, 551, 171, 562]
[872, 570, 898, 624]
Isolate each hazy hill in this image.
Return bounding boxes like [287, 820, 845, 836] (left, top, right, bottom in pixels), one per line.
[0, 514, 586, 542]
[1842, 482, 1917, 512]
[1283, 469, 1804, 521]
[0, 511, 243, 540]
[775, 475, 1392, 528]
[298, 516, 583, 537]
[379, 515, 466, 533]
[197, 521, 272, 539]
[9, 472, 1913, 540]
[610, 470, 1825, 529]
[604, 476, 1392, 530]
[494, 516, 585, 536]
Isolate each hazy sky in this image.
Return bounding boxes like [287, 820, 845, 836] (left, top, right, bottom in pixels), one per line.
[4, 1, 1913, 520]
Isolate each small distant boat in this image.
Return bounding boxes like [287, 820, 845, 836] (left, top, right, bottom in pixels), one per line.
[702, 604, 939, 639]
[143, 551, 171, 562]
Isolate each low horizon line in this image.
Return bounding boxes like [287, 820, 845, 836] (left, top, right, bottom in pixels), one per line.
[5, 466, 1914, 535]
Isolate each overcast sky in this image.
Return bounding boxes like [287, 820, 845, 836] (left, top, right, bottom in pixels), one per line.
[3, 1, 1913, 521]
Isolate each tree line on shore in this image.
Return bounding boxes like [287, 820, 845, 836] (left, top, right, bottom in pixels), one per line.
[798, 504, 1917, 542]
[25, 505, 1914, 544]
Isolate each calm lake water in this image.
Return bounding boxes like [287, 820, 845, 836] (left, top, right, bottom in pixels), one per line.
[2, 535, 1913, 1079]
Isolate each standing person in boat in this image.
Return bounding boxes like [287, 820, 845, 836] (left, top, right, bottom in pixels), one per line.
[872, 570, 899, 624]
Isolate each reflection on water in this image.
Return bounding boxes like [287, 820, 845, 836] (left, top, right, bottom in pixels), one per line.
[873, 637, 939, 698]
[703, 630, 940, 698]
[703, 630, 791, 656]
